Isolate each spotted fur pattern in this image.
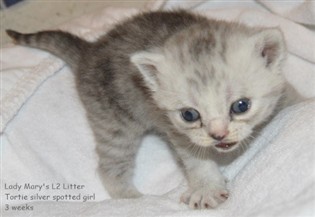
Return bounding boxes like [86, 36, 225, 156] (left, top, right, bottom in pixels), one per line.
[7, 10, 298, 209]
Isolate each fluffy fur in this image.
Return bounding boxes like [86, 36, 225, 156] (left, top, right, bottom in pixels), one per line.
[6, 10, 299, 209]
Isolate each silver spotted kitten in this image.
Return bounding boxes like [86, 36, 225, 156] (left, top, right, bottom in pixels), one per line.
[6, 10, 299, 209]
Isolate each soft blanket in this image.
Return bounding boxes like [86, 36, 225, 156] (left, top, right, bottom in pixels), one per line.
[1, 1, 315, 216]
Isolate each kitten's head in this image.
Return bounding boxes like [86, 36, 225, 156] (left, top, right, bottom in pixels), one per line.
[131, 23, 286, 152]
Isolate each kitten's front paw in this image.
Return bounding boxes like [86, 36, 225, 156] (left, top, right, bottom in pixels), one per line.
[180, 186, 229, 209]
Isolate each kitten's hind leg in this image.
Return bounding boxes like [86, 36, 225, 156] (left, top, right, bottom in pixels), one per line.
[95, 125, 144, 199]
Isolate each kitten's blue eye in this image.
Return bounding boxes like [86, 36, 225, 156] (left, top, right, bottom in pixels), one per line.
[231, 98, 251, 114]
[181, 108, 200, 122]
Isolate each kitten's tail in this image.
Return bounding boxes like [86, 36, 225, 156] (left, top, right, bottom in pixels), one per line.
[6, 29, 88, 68]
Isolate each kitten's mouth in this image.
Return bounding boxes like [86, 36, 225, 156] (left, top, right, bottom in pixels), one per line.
[215, 142, 238, 150]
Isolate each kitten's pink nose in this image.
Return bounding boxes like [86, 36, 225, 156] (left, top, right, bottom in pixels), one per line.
[210, 134, 225, 141]
[208, 118, 229, 141]
[209, 130, 229, 141]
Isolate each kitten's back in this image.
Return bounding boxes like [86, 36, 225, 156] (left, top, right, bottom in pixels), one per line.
[6, 11, 207, 69]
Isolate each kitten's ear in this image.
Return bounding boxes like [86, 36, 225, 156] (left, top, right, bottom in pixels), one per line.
[130, 50, 164, 92]
[255, 28, 286, 69]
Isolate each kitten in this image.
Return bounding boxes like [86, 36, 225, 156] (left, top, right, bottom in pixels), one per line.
[6, 10, 297, 209]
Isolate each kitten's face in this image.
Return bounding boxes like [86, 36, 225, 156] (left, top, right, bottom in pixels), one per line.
[131, 25, 286, 152]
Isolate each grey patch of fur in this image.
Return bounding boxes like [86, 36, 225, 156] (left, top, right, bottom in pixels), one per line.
[6, 10, 303, 209]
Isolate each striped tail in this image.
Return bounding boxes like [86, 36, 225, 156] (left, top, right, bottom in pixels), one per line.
[6, 29, 89, 69]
